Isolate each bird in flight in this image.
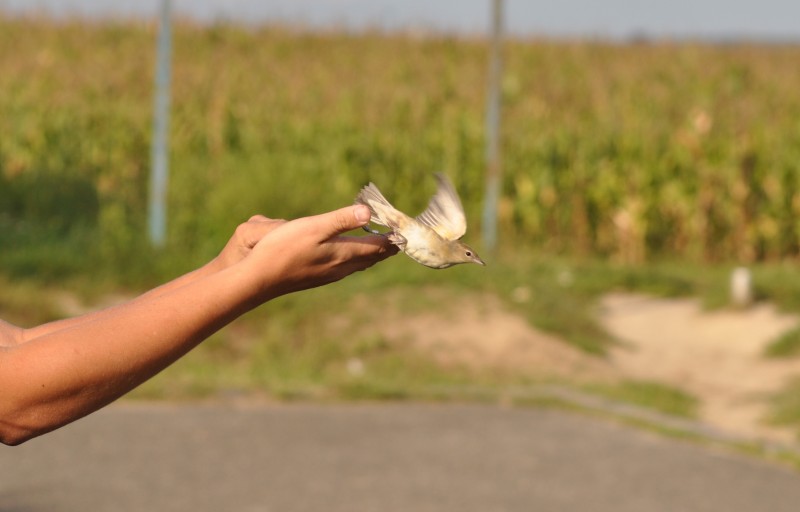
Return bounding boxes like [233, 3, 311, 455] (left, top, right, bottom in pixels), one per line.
[355, 174, 485, 269]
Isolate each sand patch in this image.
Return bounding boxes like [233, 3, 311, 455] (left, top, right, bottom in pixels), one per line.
[363, 290, 613, 382]
[599, 293, 800, 442]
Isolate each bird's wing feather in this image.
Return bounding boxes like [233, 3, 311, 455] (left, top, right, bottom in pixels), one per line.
[415, 174, 467, 240]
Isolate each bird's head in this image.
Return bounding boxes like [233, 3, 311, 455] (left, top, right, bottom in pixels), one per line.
[445, 240, 485, 267]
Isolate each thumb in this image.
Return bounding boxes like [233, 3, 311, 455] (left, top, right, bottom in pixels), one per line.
[312, 205, 372, 240]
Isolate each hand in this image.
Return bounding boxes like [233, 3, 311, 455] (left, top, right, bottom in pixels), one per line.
[212, 215, 287, 272]
[243, 205, 397, 299]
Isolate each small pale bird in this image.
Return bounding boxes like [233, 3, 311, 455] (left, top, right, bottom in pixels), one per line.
[355, 174, 485, 269]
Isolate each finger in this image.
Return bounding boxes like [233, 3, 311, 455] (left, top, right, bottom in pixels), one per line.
[357, 234, 399, 257]
[309, 205, 373, 241]
[340, 239, 398, 272]
[329, 235, 399, 260]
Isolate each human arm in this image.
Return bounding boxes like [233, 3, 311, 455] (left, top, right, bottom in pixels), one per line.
[0, 205, 395, 445]
[14, 216, 287, 345]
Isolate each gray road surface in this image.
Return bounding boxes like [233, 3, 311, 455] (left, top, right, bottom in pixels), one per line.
[1, 403, 799, 512]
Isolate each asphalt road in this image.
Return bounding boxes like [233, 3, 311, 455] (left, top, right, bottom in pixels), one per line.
[2, 403, 799, 512]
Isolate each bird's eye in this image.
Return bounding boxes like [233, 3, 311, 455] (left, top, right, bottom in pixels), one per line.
[466, 251, 472, 257]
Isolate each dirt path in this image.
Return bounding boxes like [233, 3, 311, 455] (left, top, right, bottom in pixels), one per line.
[364, 292, 614, 382]
[368, 290, 800, 444]
[599, 293, 800, 442]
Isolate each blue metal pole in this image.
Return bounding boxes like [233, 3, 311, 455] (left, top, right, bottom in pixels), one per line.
[482, 0, 504, 252]
[149, 0, 172, 247]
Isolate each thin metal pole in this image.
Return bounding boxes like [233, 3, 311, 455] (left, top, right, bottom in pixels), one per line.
[149, 0, 172, 247]
[482, 0, 504, 252]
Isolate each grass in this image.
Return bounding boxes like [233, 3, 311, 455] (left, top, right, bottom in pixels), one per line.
[769, 379, 800, 441]
[765, 327, 800, 358]
[584, 380, 699, 418]
[0, 275, 65, 327]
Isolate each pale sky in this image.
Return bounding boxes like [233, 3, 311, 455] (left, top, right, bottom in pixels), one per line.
[2, 0, 800, 41]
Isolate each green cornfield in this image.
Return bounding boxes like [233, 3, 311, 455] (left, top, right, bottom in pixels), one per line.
[3, 16, 800, 277]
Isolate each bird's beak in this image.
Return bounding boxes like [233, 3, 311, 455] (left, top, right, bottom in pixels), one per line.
[474, 256, 486, 266]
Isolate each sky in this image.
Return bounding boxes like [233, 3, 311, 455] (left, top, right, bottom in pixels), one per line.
[2, 0, 800, 42]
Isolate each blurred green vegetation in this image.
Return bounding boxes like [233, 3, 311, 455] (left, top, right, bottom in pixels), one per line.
[3, 17, 800, 285]
[585, 380, 699, 418]
[765, 326, 800, 358]
[5, 18, 800, 432]
[770, 378, 800, 433]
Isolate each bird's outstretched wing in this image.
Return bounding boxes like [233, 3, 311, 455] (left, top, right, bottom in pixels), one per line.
[415, 174, 467, 241]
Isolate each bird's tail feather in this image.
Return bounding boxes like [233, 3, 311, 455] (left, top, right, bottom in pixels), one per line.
[355, 183, 395, 228]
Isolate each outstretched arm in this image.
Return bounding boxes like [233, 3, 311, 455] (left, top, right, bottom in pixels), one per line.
[13, 215, 287, 345]
[0, 205, 396, 445]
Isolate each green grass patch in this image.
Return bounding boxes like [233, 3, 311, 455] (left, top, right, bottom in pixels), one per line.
[769, 378, 800, 435]
[0, 275, 67, 327]
[765, 326, 800, 359]
[586, 380, 699, 418]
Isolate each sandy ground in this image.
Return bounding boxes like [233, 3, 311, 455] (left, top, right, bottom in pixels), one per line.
[368, 290, 800, 444]
[600, 293, 800, 442]
[366, 292, 614, 381]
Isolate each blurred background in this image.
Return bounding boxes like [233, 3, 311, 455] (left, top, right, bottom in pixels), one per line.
[3, 0, 800, 453]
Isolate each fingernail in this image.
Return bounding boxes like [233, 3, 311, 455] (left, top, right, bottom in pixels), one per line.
[354, 205, 371, 224]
